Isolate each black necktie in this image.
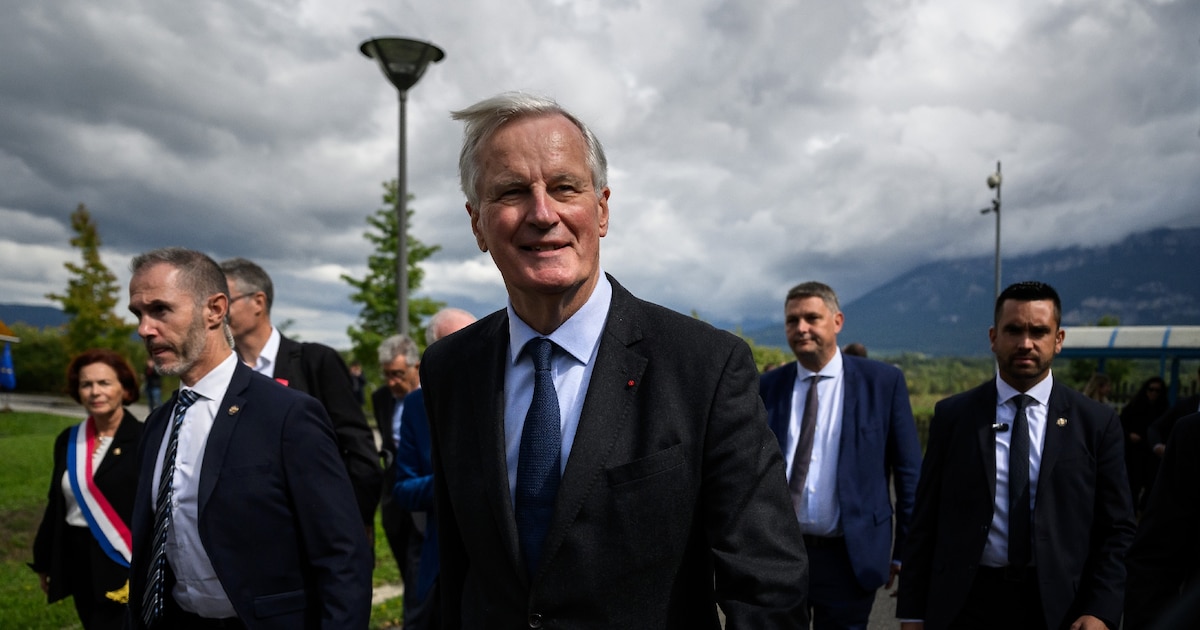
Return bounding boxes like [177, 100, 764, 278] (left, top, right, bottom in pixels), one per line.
[788, 375, 821, 510]
[1008, 394, 1033, 568]
[514, 338, 561, 575]
[142, 389, 199, 628]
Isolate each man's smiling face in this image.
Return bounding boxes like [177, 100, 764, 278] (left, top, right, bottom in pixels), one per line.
[467, 113, 609, 312]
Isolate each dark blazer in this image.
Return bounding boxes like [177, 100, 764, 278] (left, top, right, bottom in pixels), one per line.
[1125, 412, 1200, 629]
[897, 378, 1135, 630]
[1148, 393, 1200, 450]
[423, 276, 809, 629]
[127, 362, 373, 630]
[274, 335, 382, 525]
[393, 388, 438, 602]
[760, 356, 922, 590]
[31, 410, 142, 603]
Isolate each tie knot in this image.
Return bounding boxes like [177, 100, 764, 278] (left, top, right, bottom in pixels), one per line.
[526, 338, 554, 372]
[174, 389, 199, 417]
[1012, 394, 1033, 414]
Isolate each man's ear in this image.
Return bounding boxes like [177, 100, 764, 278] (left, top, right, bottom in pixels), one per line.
[208, 294, 229, 329]
[468, 203, 488, 252]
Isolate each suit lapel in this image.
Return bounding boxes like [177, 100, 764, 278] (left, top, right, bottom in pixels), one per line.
[94, 409, 139, 479]
[1038, 381, 1073, 488]
[839, 358, 862, 452]
[975, 381, 1000, 504]
[539, 286, 648, 577]
[469, 313, 525, 576]
[273, 335, 301, 388]
[767, 363, 798, 453]
[197, 363, 251, 514]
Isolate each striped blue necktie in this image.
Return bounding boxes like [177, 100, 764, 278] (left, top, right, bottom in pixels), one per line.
[142, 388, 199, 628]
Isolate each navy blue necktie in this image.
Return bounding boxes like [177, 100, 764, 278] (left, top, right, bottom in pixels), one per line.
[514, 338, 561, 574]
[1008, 394, 1033, 568]
[143, 389, 199, 628]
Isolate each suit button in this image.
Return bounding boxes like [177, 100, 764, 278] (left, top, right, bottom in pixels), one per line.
[528, 613, 543, 628]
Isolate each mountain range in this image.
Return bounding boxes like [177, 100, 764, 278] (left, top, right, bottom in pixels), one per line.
[4, 227, 1197, 357]
[740, 226, 1199, 356]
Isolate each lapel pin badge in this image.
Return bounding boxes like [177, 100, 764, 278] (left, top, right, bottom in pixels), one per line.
[1056, 417, 1067, 427]
[228, 405, 240, 415]
[112, 447, 121, 456]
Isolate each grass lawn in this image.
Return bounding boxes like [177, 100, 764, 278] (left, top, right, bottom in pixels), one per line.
[0, 411, 405, 629]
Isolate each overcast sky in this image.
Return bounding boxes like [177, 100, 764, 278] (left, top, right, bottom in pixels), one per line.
[2, 0, 1197, 348]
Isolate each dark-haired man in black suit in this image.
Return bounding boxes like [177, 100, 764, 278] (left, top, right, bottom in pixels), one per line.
[897, 281, 1135, 630]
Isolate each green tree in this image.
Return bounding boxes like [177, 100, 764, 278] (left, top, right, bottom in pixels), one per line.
[342, 181, 443, 373]
[45, 204, 136, 355]
[5, 323, 69, 394]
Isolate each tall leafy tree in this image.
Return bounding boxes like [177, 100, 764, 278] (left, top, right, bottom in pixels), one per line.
[342, 181, 442, 371]
[46, 203, 136, 355]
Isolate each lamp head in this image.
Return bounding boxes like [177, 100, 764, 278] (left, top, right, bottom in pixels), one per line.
[360, 37, 445, 93]
[987, 173, 1002, 189]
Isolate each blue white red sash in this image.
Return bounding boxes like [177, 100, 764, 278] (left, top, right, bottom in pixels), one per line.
[66, 418, 132, 567]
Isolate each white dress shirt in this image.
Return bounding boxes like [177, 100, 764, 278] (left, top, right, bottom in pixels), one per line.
[981, 371, 1053, 568]
[503, 273, 611, 504]
[785, 351, 846, 536]
[150, 351, 239, 618]
[246, 326, 281, 378]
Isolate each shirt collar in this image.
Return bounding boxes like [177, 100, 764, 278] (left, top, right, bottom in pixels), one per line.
[995, 369, 1054, 407]
[508, 272, 612, 365]
[253, 326, 281, 375]
[188, 351, 239, 403]
[796, 349, 843, 381]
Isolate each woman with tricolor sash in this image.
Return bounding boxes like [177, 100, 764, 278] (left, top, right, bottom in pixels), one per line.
[30, 349, 144, 630]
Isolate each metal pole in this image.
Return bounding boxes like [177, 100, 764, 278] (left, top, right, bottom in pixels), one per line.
[396, 89, 409, 335]
[994, 161, 1002, 298]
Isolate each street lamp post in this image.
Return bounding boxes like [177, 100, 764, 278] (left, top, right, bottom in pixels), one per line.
[980, 161, 1002, 298]
[360, 37, 445, 335]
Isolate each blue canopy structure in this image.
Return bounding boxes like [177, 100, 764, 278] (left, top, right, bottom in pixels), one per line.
[1060, 326, 1200, 403]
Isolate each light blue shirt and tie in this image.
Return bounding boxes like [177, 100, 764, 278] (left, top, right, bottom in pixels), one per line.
[502, 274, 612, 505]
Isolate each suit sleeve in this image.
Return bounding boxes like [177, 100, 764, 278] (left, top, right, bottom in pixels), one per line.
[1125, 413, 1200, 627]
[703, 339, 810, 629]
[30, 429, 70, 578]
[1074, 407, 1137, 628]
[896, 399, 951, 621]
[885, 369, 923, 563]
[302, 344, 383, 525]
[281, 396, 374, 629]
[425, 379, 468, 630]
[393, 396, 434, 512]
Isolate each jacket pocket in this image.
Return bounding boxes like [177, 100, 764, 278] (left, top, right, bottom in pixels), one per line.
[253, 588, 307, 618]
[605, 444, 684, 487]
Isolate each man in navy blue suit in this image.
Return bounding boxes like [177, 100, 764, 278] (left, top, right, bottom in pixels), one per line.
[125, 247, 372, 629]
[760, 281, 922, 630]
[394, 307, 477, 630]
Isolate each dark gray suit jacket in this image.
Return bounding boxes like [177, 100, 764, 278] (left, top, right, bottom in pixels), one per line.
[422, 276, 808, 629]
[897, 378, 1135, 630]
